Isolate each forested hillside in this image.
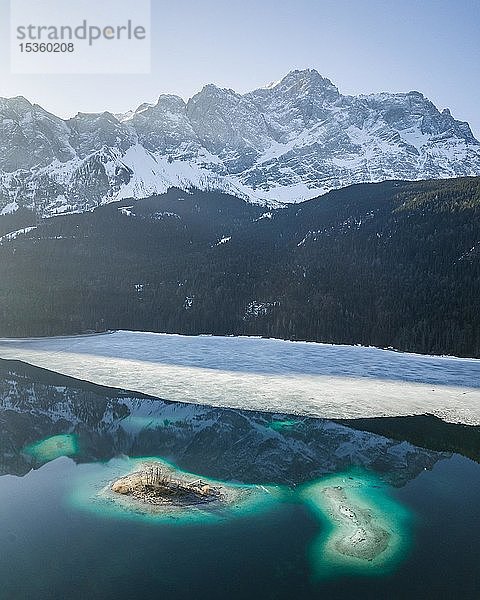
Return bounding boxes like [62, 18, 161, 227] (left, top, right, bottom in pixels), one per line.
[0, 177, 479, 357]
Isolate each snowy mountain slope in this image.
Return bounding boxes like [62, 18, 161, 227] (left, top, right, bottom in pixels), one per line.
[1, 69, 479, 215]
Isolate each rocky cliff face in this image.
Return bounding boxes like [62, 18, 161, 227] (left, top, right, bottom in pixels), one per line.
[1, 69, 479, 215]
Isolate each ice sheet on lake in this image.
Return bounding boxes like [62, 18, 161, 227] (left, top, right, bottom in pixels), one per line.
[0, 331, 479, 425]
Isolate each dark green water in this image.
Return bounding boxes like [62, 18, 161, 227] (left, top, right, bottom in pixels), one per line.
[1, 361, 480, 599]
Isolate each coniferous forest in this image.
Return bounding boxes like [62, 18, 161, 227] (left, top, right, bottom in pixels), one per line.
[0, 176, 479, 357]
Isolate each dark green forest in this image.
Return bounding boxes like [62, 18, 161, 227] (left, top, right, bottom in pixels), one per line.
[0, 176, 479, 357]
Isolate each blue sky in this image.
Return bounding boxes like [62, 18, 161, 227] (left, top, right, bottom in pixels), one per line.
[1, 0, 479, 137]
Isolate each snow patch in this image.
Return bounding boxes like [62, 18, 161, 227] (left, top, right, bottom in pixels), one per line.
[0, 201, 19, 215]
[0, 226, 36, 243]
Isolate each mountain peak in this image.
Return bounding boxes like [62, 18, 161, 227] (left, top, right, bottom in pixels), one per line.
[286, 67, 328, 79]
[407, 90, 425, 98]
[280, 68, 337, 88]
[196, 83, 240, 98]
[261, 69, 340, 105]
[0, 95, 33, 112]
[156, 94, 185, 106]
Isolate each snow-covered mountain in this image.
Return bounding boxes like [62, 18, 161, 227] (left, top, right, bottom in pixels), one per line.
[1, 69, 480, 215]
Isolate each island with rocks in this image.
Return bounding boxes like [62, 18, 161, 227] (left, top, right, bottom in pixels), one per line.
[110, 463, 226, 507]
[109, 461, 248, 510]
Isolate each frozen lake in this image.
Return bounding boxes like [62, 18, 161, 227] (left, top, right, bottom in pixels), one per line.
[0, 331, 479, 424]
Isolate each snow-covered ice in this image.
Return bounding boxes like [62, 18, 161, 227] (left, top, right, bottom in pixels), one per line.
[0, 331, 479, 425]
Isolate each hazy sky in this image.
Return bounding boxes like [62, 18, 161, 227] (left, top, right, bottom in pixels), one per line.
[1, 0, 479, 137]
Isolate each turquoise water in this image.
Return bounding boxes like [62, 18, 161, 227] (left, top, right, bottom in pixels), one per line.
[24, 433, 79, 463]
[1, 363, 480, 598]
[300, 470, 412, 579]
[2, 452, 480, 599]
[68, 456, 280, 526]
[67, 456, 410, 577]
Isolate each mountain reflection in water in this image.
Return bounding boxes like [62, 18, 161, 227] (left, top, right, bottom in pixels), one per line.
[2, 357, 477, 486]
[2, 359, 480, 599]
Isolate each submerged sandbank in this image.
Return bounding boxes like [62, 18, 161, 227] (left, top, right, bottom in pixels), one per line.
[24, 434, 78, 463]
[320, 484, 390, 561]
[66, 456, 412, 577]
[300, 471, 411, 577]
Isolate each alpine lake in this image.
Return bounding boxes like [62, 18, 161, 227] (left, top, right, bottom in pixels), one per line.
[1, 358, 480, 599]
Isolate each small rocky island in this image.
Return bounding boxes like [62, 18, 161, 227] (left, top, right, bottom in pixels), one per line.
[111, 462, 228, 508]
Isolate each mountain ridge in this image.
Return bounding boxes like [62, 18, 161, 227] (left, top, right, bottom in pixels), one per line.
[1, 69, 479, 216]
